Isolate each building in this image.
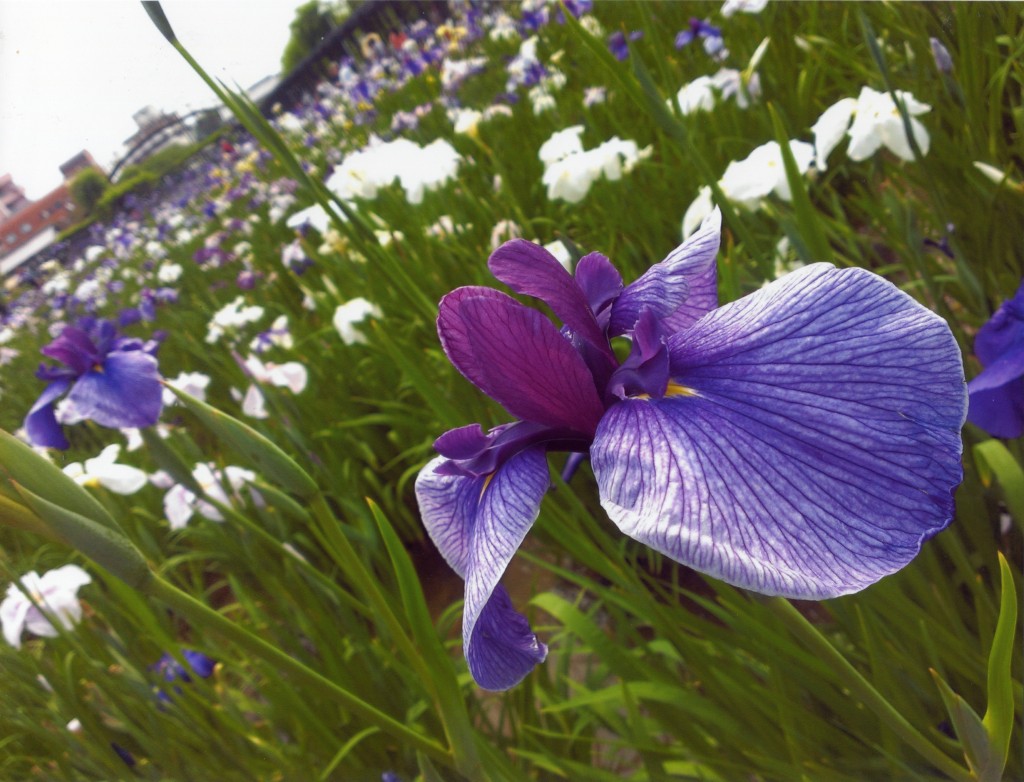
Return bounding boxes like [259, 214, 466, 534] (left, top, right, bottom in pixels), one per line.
[0, 151, 104, 271]
[60, 150, 103, 182]
[0, 174, 31, 221]
[115, 105, 194, 180]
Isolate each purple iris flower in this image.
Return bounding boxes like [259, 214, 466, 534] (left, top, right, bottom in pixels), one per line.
[608, 30, 643, 62]
[967, 279, 1024, 438]
[675, 18, 725, 59]
[24, 319, 163, 450]
[151, 648, 216, 702]
[416, 209, 966, 690]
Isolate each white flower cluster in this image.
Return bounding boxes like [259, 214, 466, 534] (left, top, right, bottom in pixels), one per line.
[206, 296, 265, 344]
[539, 126, 650, 203]
[157, 463, 258, 530]
[682, 84, 931, 231]
[326, 137, 461, 205]
[671, 68, 760, 115]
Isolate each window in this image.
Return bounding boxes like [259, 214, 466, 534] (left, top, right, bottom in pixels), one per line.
[20, 222, 31, 234]
[5, 233, 16, 244]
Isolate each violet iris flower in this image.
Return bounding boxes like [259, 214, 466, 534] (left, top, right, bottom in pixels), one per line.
[151, 648, 216, 702]
[608, 30, 643, 62]
[675, 18, 725, 59]
[24, 319, 163, 450]
[967, 279, 1024, 438]
[416, 209, 966, 690]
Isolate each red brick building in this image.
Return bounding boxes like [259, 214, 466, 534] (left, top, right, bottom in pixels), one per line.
[0, 151, 103, 260]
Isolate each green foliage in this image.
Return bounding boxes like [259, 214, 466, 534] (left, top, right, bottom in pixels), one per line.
[94, 171, 158, 219]
[67, 167, 108, 216]
[281, 0, 349, 74]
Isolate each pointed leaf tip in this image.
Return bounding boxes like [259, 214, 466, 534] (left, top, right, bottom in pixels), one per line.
[142, 1, 178, 44]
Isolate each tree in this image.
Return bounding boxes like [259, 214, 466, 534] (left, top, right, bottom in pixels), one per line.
[281, 1, 349, 74]
[68, 167, 108, 216]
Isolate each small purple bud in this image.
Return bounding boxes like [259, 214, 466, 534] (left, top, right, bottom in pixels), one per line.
[236, 270, 258, 290]
[930, 37, 953, 73]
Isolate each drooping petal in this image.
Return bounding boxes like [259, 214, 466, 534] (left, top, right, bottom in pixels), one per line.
[65, 350, 163, 430]
[437, 287, 605, 435]
[415, 455, 480, 577]
[24, 379, 72, 449]
[593, 263, 966, 599]
[488, 239, 608, 351]
[415, 450, 550, 689]
[467, 584, 548, 691]
[610, 208, 721, 336]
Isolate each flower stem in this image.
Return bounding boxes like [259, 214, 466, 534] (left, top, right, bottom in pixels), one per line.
[147, 574, 453, 768]
[768, 598, 974, 782]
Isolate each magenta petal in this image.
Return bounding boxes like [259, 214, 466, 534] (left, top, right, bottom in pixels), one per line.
[438, 287, 605, 435]
[610, 208, 721, 336]
[593, 263, 966, 599]
[488, 239, 608, 351]
[65, 350, 163, 430]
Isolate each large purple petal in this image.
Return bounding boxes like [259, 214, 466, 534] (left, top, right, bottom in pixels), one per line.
[65, 350, 163, 430]
[592, 263, 966, 599]
[415, 450, 550, 689]
[438, 287, 604, 435]
[488, 239, 609, 352]
[609, 208, 721, 336]
[24, 379, 72, 449]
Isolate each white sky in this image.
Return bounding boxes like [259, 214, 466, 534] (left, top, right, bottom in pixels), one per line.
[0, 1, 306, 199]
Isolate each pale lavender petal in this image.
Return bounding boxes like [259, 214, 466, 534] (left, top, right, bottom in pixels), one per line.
[415, 455, 481, 576]
[593, 263, 966, 599]
[610, 208, 721, 336]
[488, 239, 608, 350]
[438, 288, 604, 435]
[415, 449, 550, 689]
[65, 351, 163, 430]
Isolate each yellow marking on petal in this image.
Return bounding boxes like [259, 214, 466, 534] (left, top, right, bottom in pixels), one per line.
[479, 473, 495, 501]
[665, 381, 699, 397]
[629, 383, 700, 401]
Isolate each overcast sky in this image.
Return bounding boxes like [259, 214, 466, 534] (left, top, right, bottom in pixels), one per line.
[0, 1, 305, 199]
